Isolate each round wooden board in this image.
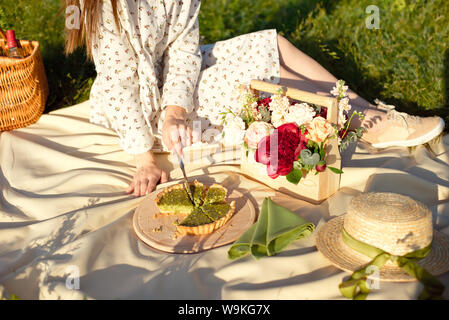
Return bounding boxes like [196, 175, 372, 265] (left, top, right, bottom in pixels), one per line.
[133, 181, 257, 254]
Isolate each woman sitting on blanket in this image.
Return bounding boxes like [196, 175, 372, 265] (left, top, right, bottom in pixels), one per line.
[63, 0, 445, 197]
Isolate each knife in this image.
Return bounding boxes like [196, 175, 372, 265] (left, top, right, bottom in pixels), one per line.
[175, 150, 195, 206]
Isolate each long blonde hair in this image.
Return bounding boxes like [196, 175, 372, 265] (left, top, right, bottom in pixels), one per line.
[62, 0, 120, 59]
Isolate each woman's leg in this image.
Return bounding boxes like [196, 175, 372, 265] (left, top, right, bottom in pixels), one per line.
[277, 35, 378, 113]
[278, 65, 328, 94]
[277, 47, 383, 131]
[276, 34, 444, 147]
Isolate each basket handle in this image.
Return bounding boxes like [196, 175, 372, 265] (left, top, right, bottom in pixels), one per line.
[250, 80, 339, 125]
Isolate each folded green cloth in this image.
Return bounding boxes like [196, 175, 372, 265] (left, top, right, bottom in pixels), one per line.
[228, 197, 315, 260]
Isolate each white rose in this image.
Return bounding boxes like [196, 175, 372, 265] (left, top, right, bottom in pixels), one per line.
[270, 108, 287, 128]
[284, 103, 316, 127]
[222, 114, 246, 146]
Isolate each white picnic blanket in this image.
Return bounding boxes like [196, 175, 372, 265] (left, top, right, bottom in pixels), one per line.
[0, 100, 448, 299]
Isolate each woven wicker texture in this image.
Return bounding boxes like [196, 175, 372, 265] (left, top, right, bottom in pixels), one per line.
[0, 36, 48, 131]
[316, 192, 449, 282]
[345, 192, 433, 256]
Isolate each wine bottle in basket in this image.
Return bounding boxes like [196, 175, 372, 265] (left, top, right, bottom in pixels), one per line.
[6, 30, 23, 59]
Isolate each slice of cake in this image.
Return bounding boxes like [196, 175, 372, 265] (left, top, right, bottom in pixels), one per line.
[178, 207, 213, 227]
[155, 184, 194, 215]
[191, 180, 206, 207]
[177, 201, 236, 236]
[203, 184, 227, 205]
[201, 203, 232, 221]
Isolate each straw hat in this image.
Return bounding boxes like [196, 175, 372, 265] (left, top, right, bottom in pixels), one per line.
[316, 192, 449, 282]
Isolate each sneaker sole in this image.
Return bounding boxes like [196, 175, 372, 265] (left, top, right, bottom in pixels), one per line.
[370, 117, 445, 149]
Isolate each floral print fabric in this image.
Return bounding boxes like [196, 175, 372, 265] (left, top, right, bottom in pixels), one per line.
[89, 0, 280, 154]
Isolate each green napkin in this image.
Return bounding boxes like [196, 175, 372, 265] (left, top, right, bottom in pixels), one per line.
[228, 197, 315, 260]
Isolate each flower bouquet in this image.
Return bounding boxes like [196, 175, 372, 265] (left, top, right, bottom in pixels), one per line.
[221, 80, 365, 202]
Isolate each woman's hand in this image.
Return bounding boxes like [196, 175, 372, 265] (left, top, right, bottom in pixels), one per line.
[162, 105, 193, 154]
[127, 151, 169, 197]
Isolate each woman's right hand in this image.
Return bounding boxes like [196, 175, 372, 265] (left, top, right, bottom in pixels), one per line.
[127, 150, 169, 197]
[162, 105, 193, 155]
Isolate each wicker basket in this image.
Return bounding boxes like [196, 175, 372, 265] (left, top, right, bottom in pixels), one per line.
[240, 80, 341, 203]
[0, 33, 48, 131]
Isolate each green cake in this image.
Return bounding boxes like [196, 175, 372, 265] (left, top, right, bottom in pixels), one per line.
[155, 180, 236, 235]
[203, 184, 227, 205]
[178, 207, 213, 227]
[155, 184, 195, 215]
[201, 203, 232, 221]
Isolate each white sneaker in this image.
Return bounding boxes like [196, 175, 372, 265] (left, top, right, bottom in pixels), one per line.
[363, 100, 445, 149]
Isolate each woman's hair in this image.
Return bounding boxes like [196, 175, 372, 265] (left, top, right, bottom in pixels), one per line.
[62, 0, 120, 59]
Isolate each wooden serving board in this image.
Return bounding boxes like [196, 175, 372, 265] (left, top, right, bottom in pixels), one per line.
[133, 182, 257, 254]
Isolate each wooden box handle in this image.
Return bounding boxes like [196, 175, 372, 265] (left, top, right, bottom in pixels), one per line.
[250, 80, 339, 124]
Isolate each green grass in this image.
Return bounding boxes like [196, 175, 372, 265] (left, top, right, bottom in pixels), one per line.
[290, 0, 449, 123]
[0, 0, 448, 127]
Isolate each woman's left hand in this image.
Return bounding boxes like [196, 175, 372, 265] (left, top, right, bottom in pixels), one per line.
[162, 105, 193, 155]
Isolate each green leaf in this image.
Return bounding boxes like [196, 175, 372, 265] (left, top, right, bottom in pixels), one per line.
[355, 127, 367, 138]
[243, 141, 249, 157]
[286, 168, 303, 185]
[307, 140, 315, 148]
[258, 104, 271, 122]
[319, 146, 325, 160]
[328, 166, 344, 174]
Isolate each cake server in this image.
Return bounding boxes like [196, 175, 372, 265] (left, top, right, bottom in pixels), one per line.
[175, 150, 195, 205]
[153, 132, 195, 205]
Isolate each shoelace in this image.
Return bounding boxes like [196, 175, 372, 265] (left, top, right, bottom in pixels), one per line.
[374, 99, 421, 133]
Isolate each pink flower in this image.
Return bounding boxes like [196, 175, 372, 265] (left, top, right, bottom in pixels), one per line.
[255, 123, 304, 179]
[244, 121, 274, 149]
[306, 116, 335, 143]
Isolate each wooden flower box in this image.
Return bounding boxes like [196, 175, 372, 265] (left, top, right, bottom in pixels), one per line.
[240, 80, 341, 203]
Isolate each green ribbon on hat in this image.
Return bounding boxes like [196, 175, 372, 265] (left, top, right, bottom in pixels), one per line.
[227, 197, 315, 260]
[339, 227, 445, 300]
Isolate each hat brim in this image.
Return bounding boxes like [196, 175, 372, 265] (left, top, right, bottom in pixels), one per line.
[316, 215, 449, 282]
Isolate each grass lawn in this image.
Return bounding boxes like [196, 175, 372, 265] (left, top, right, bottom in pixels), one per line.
[1, 0, 448, 128]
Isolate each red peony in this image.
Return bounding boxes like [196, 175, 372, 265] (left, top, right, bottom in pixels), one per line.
[255, 123, 308, 179]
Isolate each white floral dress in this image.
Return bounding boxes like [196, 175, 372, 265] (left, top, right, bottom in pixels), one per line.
[89, 0, 280, 154]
